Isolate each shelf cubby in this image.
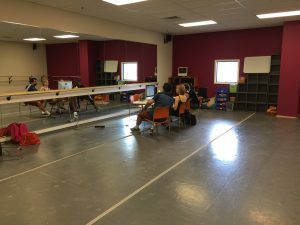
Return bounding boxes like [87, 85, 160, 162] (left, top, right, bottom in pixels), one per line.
[247, 103, 256, 111]
[257, 93, 268, 103]
[247, 93, 257, 102]
[235, 55, 281, 112]
[238, 84, 247, 92]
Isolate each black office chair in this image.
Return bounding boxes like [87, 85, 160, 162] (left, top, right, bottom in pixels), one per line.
[198, 87, 208, 99]
[197, 87, 208, 109]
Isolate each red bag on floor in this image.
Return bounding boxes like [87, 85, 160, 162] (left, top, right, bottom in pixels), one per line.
[7, 123, 29, 143]
[0, 127, 8, 137]
[20, 133, 40, 146]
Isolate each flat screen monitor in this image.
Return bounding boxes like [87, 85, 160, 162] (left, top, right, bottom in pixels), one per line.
[58, 81, 73, 90]
[146, 85, 156, 98]
[178, 67, 188, 77]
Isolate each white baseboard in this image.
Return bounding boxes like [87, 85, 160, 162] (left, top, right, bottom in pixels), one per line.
[276, 115, 299, 119]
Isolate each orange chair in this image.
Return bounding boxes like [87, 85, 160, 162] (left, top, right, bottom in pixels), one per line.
[144, 106, 171, 134]
[94, 94, 110, 104]
[130, 94, 141, 102]
[185, 99, 191, 111]
[129, 94, 143, 116]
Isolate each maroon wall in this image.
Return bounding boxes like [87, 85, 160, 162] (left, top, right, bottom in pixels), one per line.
[173, 27, 283, 97]
[299, 82, 300, 115]
[143, 43, 157, 81]
[99, 40, 157, 83]
[79, 40, 90, 86]
[46, 40, 157, 87]
[78, 40, 100, 87]
[277, 21, 300, 117]
[46, 43, 80, 88]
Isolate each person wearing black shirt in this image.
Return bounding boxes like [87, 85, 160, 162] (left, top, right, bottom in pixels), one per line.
[131, 83, 173, 132]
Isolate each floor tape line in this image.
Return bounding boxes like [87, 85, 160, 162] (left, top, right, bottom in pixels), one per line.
[85, 112, 256, 225]
[0, 134, 133, 183]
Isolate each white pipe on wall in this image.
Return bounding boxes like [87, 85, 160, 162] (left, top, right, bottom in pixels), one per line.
[0, 83, 156, 105]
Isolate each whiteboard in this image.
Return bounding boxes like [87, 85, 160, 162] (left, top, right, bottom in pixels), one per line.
[104, 60, 118, 73]
[243, 56, 271, 73]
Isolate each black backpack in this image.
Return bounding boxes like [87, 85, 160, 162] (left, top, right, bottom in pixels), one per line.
[190, 114, 197, 126]
[184, 111, 197, 126]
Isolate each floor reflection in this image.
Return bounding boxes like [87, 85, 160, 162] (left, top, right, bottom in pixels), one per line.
[122, 115, 137, 128]
[209, 122, 233, 139]
[211, 129, 238, 162]
[175, 182, 207, 208]
[249, 209, 285, 225]
[0, 100, 132, 131]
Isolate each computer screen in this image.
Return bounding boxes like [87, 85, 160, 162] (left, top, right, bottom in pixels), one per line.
[146, 85, 156, 98]
[58, 81, 73, 90]
[178, 67, 188, 76]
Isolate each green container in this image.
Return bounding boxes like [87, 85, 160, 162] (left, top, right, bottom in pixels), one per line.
[230, 84, 238, 93]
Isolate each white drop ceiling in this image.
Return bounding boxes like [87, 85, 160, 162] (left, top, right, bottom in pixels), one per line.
[24, 0, 300, 34]
[0, 22, 109, 44]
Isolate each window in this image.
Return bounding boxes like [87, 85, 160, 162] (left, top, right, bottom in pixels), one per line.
[121, 62, 138, 81]
[214, 60, 239, 84]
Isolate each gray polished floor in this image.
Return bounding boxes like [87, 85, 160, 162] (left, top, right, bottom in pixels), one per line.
[0, 111, 299, 225]
[0, 101, 131, 131]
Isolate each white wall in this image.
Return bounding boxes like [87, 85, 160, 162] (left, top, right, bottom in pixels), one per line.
[0, 41, 47, 93]
[157, 42, 173, 89]
[0, 0, 173, 90]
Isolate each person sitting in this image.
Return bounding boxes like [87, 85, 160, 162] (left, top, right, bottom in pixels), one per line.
[56, 79, 79, 121]
[171, 84, 188, 116]
[183, 83, 191, 99]
[131, 83, 173, 132]
[184, 83, 199, 108]
[40, 78, 50, 91]
[69, 98, 79, 122]
[25, 77, 51, 116]
[73, 80, 98, 111]
[40, 78, 66, 114]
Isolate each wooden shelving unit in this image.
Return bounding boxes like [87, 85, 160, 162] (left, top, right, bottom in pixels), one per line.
[235, 55, 281, 112]
[168, 76, 197, 94]
[268, 55, 281, 107]
[96, 60, 116, 86]
[168, 77, 197, 86]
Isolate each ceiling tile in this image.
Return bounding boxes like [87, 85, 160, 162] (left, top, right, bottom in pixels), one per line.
[24, 0, 300, 35]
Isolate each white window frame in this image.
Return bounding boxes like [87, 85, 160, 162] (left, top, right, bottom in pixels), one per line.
[214, 59, 240, 84]
[121, 62, 138, 81]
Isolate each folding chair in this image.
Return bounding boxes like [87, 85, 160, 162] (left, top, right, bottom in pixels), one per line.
[48, 101, 58, 113]
[21, 103, 33, 117]
[144, 106, 171, 135]
[129, 94, 142, 116]
[47, 99, 66, 117]
[130, 94, 141, 102]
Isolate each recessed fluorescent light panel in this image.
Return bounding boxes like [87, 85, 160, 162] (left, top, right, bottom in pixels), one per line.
[102, 0, 147, 6]
[54, 34, 79, 39]
[23, 38, 46, 42]
[257, 10, 300, 19]
[179, 20, 217, 27]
